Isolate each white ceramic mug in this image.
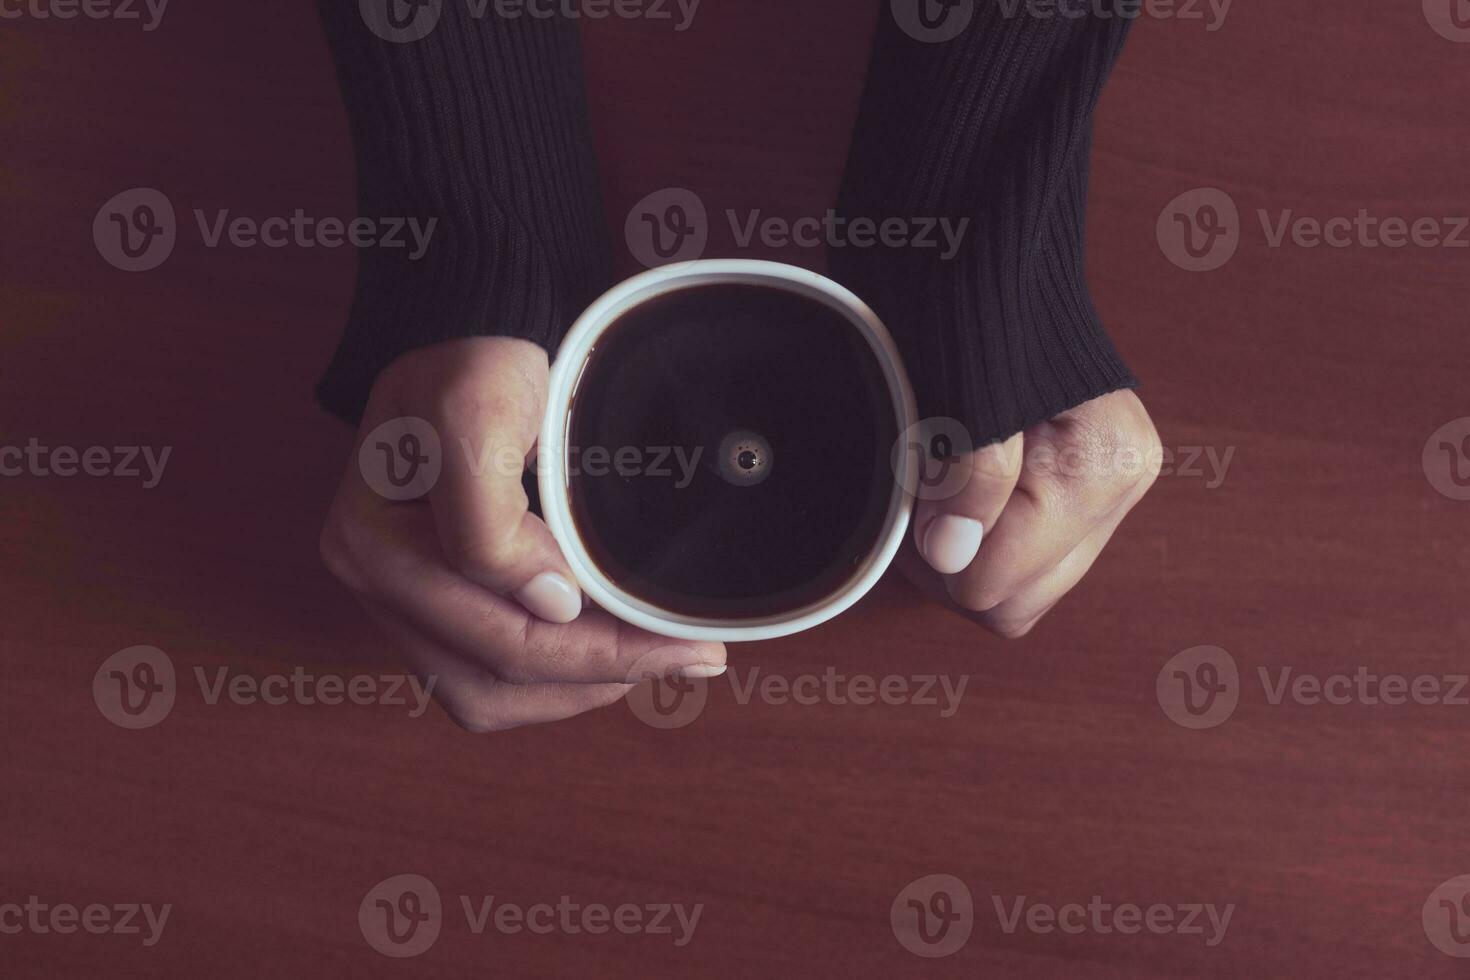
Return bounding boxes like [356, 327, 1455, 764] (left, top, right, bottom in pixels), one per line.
[538, 259, 918, 642]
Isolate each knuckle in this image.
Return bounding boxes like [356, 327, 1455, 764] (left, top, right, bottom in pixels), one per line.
[434, 675, 513, 733]
[1028, 468, 1073, 513]
[443, 700, 505, 734]
[951, 583, 1009, 615]
[522, 618, 614, 684]
[490, 655, 540, 687]
[1133, 430, 1164, 492]
[489, 621, 547, 686]
[318, 516, 367, 592]
[969, 438, 1024, 485]
[434, 375, 490, 424]
[1072, 410, 1163, 500]
[1112, 403, 1163, 485]
[378, 345, 433, 394]
[437, 369, 539, 435]
[445, 535, 519, 584]
[576, 638, 623, 683]
[988, 616, 1037, 640]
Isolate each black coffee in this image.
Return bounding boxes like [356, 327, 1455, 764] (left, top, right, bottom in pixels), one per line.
[565, 283, 899, 621]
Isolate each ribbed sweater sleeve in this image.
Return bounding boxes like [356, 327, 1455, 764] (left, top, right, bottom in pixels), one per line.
[314, 1, 610, 424]
[832, 2, 1137, 446]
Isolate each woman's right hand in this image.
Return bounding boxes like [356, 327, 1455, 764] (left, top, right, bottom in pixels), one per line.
[318, 337, 727, 732]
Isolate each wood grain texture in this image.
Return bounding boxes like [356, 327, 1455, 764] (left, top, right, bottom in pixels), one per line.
[2, 1, 1468, 976]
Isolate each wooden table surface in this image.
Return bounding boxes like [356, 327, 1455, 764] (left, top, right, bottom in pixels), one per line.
[4, 1, 1469, 976]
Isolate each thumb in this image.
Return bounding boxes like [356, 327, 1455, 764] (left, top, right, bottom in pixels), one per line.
[911, 431, 1024, 575]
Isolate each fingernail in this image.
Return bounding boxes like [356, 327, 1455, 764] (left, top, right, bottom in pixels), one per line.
[676, 663, 727, 679]
[515, 572, 582, 624]
[920, 515, 983, 575]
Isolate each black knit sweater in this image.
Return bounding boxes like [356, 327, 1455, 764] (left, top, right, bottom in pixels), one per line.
[315, 1, 1136, 446]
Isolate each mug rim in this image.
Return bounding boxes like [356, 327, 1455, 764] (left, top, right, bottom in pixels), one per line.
[538, 259, 918, 643]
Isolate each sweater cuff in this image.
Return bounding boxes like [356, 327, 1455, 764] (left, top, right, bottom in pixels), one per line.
[831, 2, 1136, 446]
[314, 1, 610, 425]
[831, 141, 1137, 445]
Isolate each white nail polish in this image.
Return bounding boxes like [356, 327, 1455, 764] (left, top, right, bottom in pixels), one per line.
[514, 572, 582, 624]
[677, 663, 728, 679]
[921, 515, 984, 575]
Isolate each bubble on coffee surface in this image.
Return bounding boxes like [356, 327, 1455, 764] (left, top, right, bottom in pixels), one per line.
[718, 430, 772, 486]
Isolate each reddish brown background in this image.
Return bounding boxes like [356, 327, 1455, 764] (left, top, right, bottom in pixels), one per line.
[4, 1, 1469, 977]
